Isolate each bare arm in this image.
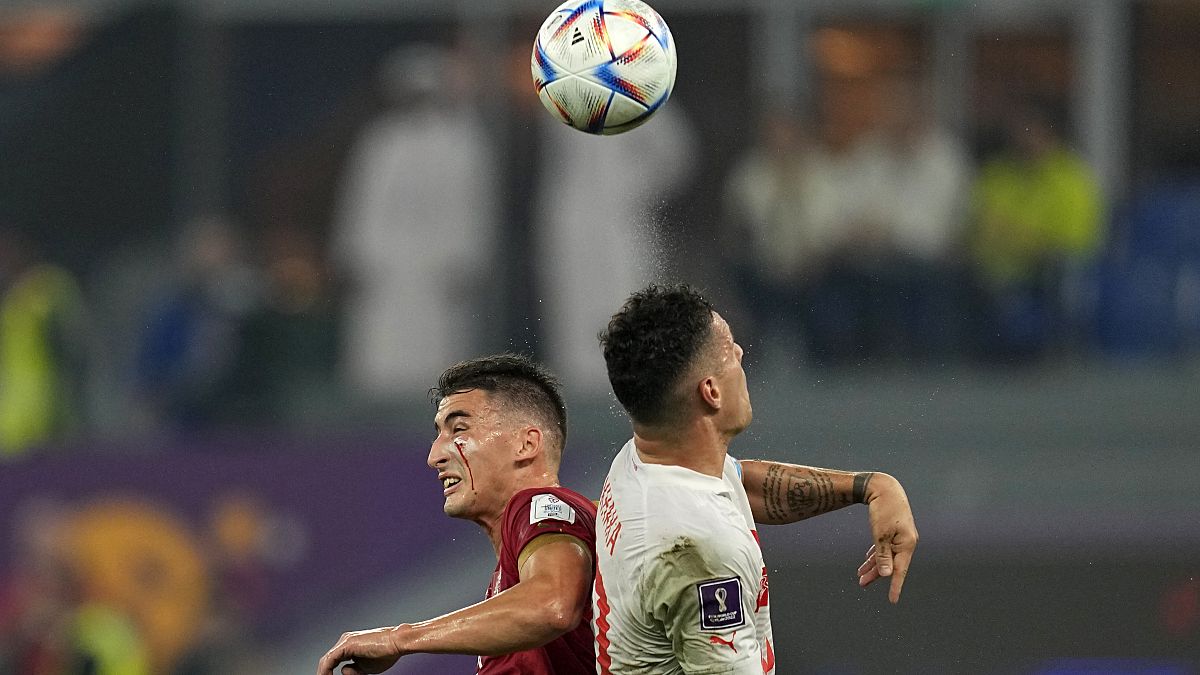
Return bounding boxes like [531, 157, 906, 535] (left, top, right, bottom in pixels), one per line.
[740, 460, 918, 603]
[316, 534, 592, 675]
[739, 459, 865, 524]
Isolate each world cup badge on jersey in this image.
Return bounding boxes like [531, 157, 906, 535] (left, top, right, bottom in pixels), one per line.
[530, 493, 576, 524]
[697, 577, 744, 631]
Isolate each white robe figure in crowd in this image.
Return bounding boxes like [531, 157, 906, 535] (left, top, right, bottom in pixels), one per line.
[852, 79, 971, 265]
[334, 47, 495, 401]
[533, 105, 696, 395]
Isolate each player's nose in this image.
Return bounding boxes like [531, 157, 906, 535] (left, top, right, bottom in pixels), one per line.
[427, 441, 449, 470]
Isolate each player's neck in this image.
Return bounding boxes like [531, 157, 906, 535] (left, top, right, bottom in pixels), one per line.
[476, 511, 507, 558]
[479, 470, 563, 557]
[512, 466, 562, 495]
[631, 420, 727, 478]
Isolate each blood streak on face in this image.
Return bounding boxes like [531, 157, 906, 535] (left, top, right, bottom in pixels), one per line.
[454, 438, 476, 491]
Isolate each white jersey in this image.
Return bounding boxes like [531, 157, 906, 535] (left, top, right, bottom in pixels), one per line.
[593, 440, 775, 674]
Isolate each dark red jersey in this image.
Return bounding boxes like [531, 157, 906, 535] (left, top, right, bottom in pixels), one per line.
[478, 486, 598, 675]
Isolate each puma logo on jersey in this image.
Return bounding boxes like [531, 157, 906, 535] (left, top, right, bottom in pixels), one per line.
[709, 631, 737, 653]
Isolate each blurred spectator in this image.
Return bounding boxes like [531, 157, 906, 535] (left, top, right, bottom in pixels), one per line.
[854, 77, 972, 359]
[135, 215, 260, 429]
[867, 79, 970, 265]
[723, 106, 835, 360]
[0, 223, 85, 458]
[968, 101, 1105, 360]
[802, 76, 971, 365]
[224, 224, 340, 425]
[1095, 176, 1200, 357]
[774, 78, 889, 366]
[332, 44, 496, 402]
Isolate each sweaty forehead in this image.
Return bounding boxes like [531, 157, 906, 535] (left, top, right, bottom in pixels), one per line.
[711, 312, 733, 346]
[435, 388, 497, 424]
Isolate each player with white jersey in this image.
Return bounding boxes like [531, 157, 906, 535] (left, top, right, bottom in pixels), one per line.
[595, 284, 919, 673]
[595, 445, 774, 673]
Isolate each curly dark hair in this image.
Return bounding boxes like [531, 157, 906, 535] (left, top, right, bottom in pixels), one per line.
[599, 284, 716, 426]
[431, 353, 567, 453]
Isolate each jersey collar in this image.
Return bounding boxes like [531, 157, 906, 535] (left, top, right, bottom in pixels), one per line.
[624, 438, 732, 495]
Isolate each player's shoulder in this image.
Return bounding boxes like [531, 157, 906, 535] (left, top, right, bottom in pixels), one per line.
[506, 486, 596, 524]
[642, 496, 735, 553]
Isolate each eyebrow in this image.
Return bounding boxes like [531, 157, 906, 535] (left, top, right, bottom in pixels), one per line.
[435, 410, 472, 431]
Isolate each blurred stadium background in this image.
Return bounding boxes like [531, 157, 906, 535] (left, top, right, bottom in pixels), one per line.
[1, 0, 1198, 673]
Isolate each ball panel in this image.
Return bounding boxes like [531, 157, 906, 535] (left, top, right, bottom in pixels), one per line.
[600, 109, 655, 135]
[536, 83, 574, 126]
[531, 37, 562, 91]
[537, 1, 610, 76]
[600, 10, 649, 57]
[542, 76, 618, 134]
[606, 0, 672, 50]
[601, 90, 652, 130]
[585, 37, 671, 107]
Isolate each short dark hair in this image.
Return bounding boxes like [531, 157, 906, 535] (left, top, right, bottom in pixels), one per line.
[431, 354, 567, 452]
[599, 284, 715, 426]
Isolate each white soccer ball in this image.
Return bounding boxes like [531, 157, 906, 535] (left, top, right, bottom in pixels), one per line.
[531, 0, 677, 135]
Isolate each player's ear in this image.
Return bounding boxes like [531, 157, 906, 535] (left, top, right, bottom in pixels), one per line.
[699, 376, 722, 412]
[515, 426, 543, 461]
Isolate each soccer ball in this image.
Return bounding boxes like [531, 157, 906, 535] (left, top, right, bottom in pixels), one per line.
[531, 0, 677, 135]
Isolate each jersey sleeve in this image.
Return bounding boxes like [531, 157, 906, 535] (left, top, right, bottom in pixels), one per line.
[640, 531, 760, 674]
[504, 489, 595, 564]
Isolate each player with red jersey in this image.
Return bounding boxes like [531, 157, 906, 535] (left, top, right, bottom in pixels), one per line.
[480, 485, 596, 673]
[317, 354, 596, 675]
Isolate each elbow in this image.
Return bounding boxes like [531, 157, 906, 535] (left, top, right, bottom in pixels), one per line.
[540, 597, 585, 635]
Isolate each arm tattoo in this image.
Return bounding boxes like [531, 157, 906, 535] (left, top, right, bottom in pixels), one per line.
[760, 464, 850, 523]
